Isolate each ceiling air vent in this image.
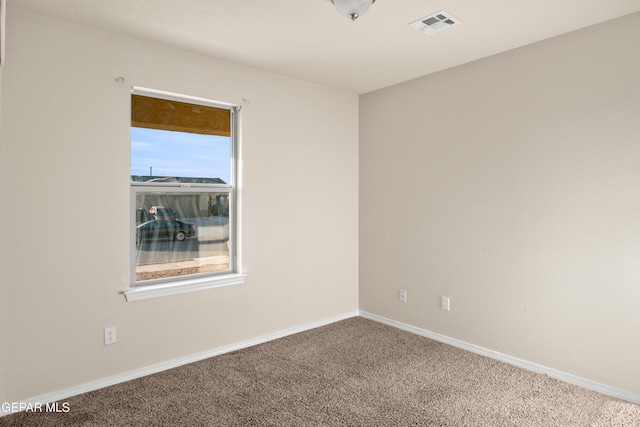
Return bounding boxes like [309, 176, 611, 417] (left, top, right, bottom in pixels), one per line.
[409, 10, 460, 35]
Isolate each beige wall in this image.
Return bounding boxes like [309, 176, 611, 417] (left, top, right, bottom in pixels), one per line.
[360, 12, 640, 395]
[0, 8, 358, 402]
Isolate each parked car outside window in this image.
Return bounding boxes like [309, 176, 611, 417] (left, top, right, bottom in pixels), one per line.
[136, 219, 196, 246]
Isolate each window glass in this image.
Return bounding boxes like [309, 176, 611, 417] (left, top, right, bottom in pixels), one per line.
[130, 90, 236, 287]
[131, 128, 231, 183]
[135, 191, 231, 282]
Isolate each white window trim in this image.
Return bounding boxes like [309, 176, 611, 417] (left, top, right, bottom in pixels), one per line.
[125, 86, 245, 302]
[123, 273, 247, 302]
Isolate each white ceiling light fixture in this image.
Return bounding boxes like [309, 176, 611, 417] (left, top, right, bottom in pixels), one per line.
[331, 0, 376, 21]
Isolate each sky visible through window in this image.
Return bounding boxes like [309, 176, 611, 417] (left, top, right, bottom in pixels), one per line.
[131, 127, 231, 183]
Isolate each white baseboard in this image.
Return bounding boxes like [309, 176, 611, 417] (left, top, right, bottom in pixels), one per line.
[1, 311, 359, 417]
[5, 309, 636, 418]
[359, 311, 640, 406]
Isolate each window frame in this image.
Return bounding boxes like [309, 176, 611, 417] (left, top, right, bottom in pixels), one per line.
[124, 87, 245, 302]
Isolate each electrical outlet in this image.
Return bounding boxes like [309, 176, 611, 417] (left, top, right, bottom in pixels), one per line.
[104, 327, 117, 345]
[441, 296, 450, 311]
[399, 289, 407, 303]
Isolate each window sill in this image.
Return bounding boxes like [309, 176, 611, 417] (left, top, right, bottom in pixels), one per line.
[123, 273, 247, 302]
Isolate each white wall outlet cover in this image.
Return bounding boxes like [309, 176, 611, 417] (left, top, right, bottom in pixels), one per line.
[399, 289, 407, 303]
[104, 327, 117, 345]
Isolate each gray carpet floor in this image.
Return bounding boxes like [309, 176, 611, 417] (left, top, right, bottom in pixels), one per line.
[2, 317, 639, 426]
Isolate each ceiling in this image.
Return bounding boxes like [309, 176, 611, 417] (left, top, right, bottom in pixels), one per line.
[12, 0, 640, 94]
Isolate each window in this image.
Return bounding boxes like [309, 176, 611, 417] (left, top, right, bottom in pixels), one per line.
[125, 87, 244, 301]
